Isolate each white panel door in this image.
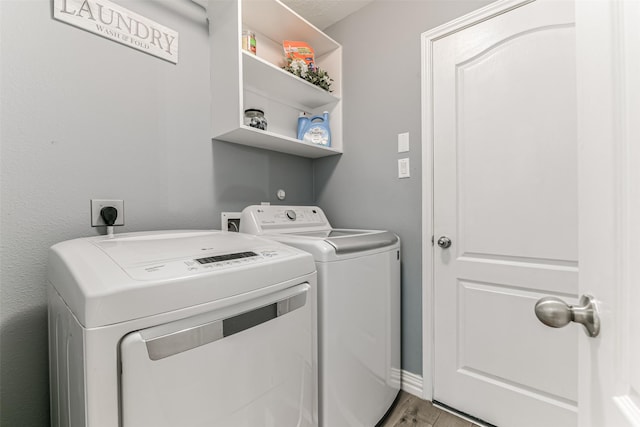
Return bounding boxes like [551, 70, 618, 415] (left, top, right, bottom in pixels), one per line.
[430, 1, 577, 425]
[576, 0, 640, 425]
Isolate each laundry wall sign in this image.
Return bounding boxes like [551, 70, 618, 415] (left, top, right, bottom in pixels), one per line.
[53, 0, 179, 64]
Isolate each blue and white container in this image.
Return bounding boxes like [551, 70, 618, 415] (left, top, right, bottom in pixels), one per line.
[297, 111, 331, 147]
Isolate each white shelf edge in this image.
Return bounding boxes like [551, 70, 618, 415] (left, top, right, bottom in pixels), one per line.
[242, 0, 340, 57]
[214, 126, 342, 159]
[243, 52, 340, 109]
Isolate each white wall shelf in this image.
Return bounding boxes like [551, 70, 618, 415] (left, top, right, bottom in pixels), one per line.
[208, 0, 343, 158]
[217, 126, 343, 158]
[243, 52, 340, 110]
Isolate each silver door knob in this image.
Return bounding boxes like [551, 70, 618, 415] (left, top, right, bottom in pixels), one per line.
[534, 294, 600, 337]
[437, 236, 452, 249]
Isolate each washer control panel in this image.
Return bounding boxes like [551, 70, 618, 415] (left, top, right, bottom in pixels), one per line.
[242, 206, 329, 233]
[285, 210, 297, 221]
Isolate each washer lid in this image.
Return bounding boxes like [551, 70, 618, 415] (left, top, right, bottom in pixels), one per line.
[325, 230, 398, 254]
[289, 229, 399, 254]
[240, 205, 400, 257]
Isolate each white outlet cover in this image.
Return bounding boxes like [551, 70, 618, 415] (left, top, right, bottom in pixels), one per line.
[91, 199, 125, 227]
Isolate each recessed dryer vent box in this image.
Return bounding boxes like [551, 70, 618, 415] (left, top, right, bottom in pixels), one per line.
[221, 212, 241, 232]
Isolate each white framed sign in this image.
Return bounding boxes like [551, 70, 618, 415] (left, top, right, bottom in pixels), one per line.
[53, 0, 179, 64]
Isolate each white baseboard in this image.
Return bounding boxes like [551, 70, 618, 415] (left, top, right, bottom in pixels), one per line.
[401, 370, 423, 398]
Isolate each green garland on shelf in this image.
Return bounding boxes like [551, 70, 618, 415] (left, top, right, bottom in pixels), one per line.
[282, 58, 333, 92]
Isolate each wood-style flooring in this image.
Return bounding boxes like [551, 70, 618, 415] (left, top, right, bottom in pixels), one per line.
[379, 391, 482, 427]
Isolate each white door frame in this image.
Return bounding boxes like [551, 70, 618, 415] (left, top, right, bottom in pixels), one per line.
[420, 0, 536, 401]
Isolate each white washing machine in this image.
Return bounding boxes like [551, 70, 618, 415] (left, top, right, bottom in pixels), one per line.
[240, 205, 401, 427]
[47, 230, 318, 427]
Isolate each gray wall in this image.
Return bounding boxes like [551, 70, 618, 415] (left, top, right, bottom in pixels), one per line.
[317, 0, 493, 375]
[0, 0, 496, 424]
[0, 1, 312, 425]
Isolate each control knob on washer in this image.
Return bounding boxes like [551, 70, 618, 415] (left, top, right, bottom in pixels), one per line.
[285, 210, 297, 221]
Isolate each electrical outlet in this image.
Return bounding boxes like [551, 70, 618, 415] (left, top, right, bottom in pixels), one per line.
[91, 199, 125, 227]
[221, 212, 241, 232]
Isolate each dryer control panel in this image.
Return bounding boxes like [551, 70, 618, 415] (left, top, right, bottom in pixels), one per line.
[123, 247, 288, 281]
[48, 230, 316, 328]
[87, 231, 298, 281]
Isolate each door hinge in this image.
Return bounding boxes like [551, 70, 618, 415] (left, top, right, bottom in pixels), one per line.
[431, 235, 434, 246]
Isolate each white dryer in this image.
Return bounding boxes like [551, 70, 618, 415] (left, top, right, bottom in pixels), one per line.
[240, 206, 401, 427]
[47, 230, 317, 427]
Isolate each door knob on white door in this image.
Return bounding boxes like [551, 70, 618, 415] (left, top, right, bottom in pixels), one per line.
[534, 294, 600, 337]
[437, 236, 452, 248]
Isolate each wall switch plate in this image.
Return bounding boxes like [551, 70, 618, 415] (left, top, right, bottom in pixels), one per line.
[221, 212, 241, 232]
[398, 158, 410, 178]
[398, 132, 410, 153]
[91, 199, 124, 227]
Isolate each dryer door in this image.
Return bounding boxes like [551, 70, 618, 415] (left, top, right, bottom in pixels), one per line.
[119, 283, 316, 427]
